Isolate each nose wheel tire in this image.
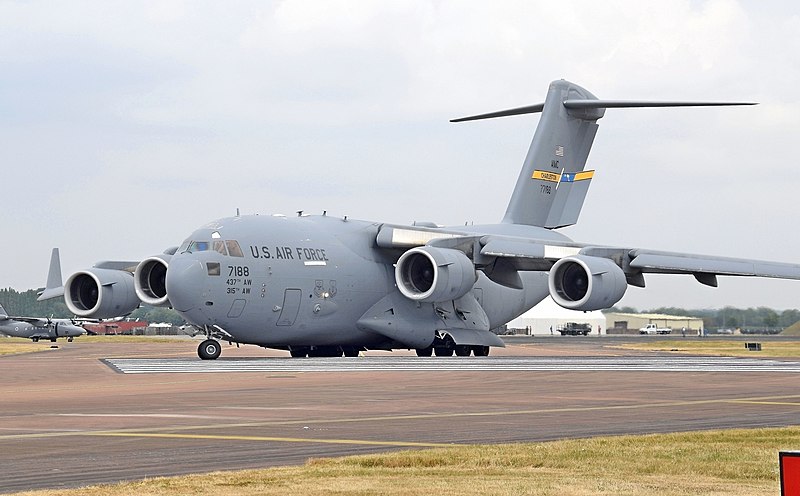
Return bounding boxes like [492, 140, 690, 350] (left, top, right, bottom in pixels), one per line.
[198, 339, 222, 360]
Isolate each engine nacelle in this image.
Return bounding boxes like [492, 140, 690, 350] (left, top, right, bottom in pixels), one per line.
[134, 255, 171, 307]
[395, 246, 476, 303]
[65, 268, 140, 318]
[548, 255, 627, 311]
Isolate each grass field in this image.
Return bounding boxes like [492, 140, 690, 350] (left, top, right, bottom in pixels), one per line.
[0, 335, 186, 356]
[0, 338, 47, 356]
[10, 427, 800, 496]
[615, 340, 800, 358]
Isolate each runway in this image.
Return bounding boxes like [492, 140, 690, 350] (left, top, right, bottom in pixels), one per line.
[2, 339, 800, 493]
[105, 355, 800, 373]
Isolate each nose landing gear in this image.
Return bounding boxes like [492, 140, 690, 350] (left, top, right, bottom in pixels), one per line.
[198, 339, 221, 360]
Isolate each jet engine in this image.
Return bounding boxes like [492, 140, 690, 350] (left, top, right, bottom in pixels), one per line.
[134, 255, 171, 307]
[548, 255, 627, 311]
[65, 269, 140, 318]
[395, 246, 476, 303]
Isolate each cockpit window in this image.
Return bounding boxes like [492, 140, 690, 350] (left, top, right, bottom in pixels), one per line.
[226, 240, 244, 258]
[207, 262, 221, 276]
[212, 240, 228, 255]
[188, 241, 209, 252]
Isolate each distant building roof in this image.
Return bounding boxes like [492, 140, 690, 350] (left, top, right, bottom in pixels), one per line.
[607, 312, 703, 321]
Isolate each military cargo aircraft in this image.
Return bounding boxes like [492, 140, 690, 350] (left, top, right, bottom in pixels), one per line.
[1, 249, 87, 342]
[38, 80, 800, 359]
[0, 303, 86, 342]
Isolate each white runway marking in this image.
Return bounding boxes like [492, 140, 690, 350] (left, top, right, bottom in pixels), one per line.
[102, 356, 800, 374]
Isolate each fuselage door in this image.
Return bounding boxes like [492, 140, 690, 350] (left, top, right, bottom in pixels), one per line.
[277, 289, 302, 326]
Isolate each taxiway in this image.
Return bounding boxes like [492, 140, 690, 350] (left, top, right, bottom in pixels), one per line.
[1, 337, 799, 493]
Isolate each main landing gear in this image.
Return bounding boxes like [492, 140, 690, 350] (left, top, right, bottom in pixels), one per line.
[415, 335, 491, 357]
[416, 345, 489, 357]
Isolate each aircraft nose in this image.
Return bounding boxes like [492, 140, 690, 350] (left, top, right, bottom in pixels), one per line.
[166, 256, 207, 312]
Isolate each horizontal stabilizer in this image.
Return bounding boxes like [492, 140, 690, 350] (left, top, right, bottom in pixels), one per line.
[451, 103, 544, 122]
[452, 79, 758, 230]
[562, 100, 757, 109]
[452, 99, 756, 122]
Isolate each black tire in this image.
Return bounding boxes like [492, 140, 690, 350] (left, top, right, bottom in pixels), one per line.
[472, 345, 490, 356]
[343, 347, 360, 357]
[454, 345, 471, 356]
[198, 339, 221, 360]
[290, 348, 308, 358]
[309, 346, 343, 357]
[415, 347, 433, 357]
[434, 346, 454, 356]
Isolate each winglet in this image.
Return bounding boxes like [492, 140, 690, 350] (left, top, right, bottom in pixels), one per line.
[37, 248, 65, 301]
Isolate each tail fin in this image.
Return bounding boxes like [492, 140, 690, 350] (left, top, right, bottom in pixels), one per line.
[452, 79, 755, 229]
[0, 303, 7, 319]
[37, 248, 64, 301]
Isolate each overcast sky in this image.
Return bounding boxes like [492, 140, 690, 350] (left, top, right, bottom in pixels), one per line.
[2, 0, 799, 310]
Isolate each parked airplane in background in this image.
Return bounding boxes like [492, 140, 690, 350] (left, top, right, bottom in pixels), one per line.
[1, 249, 87, 342]
[0, 303, 86, 342]
[38, 80, 800, 359]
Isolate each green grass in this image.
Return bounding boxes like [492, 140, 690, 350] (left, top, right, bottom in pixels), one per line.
[616, 340, 800, 358]
[10, 427, 800, 496]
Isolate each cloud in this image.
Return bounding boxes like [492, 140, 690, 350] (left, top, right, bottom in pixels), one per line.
[1, 0, 799, 310]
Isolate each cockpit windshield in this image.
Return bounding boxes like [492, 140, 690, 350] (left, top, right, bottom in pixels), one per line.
[187, 241, 210, 253]
[226, 240, 244, 257]
[184, 239, 243, 257]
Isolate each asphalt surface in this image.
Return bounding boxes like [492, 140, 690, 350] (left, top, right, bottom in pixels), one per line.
[2, 336, 800, 493]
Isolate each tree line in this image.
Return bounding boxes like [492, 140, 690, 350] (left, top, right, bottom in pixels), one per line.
[0, 287, 184, 325]
[3, 286, 799, 330]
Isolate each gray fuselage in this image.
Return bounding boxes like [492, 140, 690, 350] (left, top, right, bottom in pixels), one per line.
[165, 214, 567, 350]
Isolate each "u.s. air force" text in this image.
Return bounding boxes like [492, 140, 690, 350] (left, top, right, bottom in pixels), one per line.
[249, 245, 329, 262]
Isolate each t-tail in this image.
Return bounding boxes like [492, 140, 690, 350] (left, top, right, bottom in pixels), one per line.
[452, 79, 755, 229]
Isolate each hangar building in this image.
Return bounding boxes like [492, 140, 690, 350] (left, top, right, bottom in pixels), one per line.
[507, 297, 606, 335]
[604, 312, 704, 335]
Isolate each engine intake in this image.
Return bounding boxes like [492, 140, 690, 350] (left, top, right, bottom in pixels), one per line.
[134, 255, 171, 307]
[395, 246, 476, 303]
[65, 268, 140, 318]
[548, 255, 627, 311]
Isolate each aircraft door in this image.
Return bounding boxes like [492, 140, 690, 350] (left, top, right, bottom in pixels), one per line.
[276, 289, 302, 326]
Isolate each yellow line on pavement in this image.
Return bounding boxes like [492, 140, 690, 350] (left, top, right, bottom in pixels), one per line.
[87, 431, 453, 448]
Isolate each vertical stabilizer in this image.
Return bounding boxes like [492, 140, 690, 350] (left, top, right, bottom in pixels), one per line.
[37, 248, 64, 301]
[451, 79, 755, 229]
[503, 80, 601, 228]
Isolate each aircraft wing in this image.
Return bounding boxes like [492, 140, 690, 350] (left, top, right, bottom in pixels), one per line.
[471, 235, 800, 288]
[625, 249, 800, 286]
[378, 224, 800, 288]
[11, 317, 50, 326]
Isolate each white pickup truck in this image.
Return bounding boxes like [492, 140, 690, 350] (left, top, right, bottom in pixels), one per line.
[639, 323, 672, 335]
